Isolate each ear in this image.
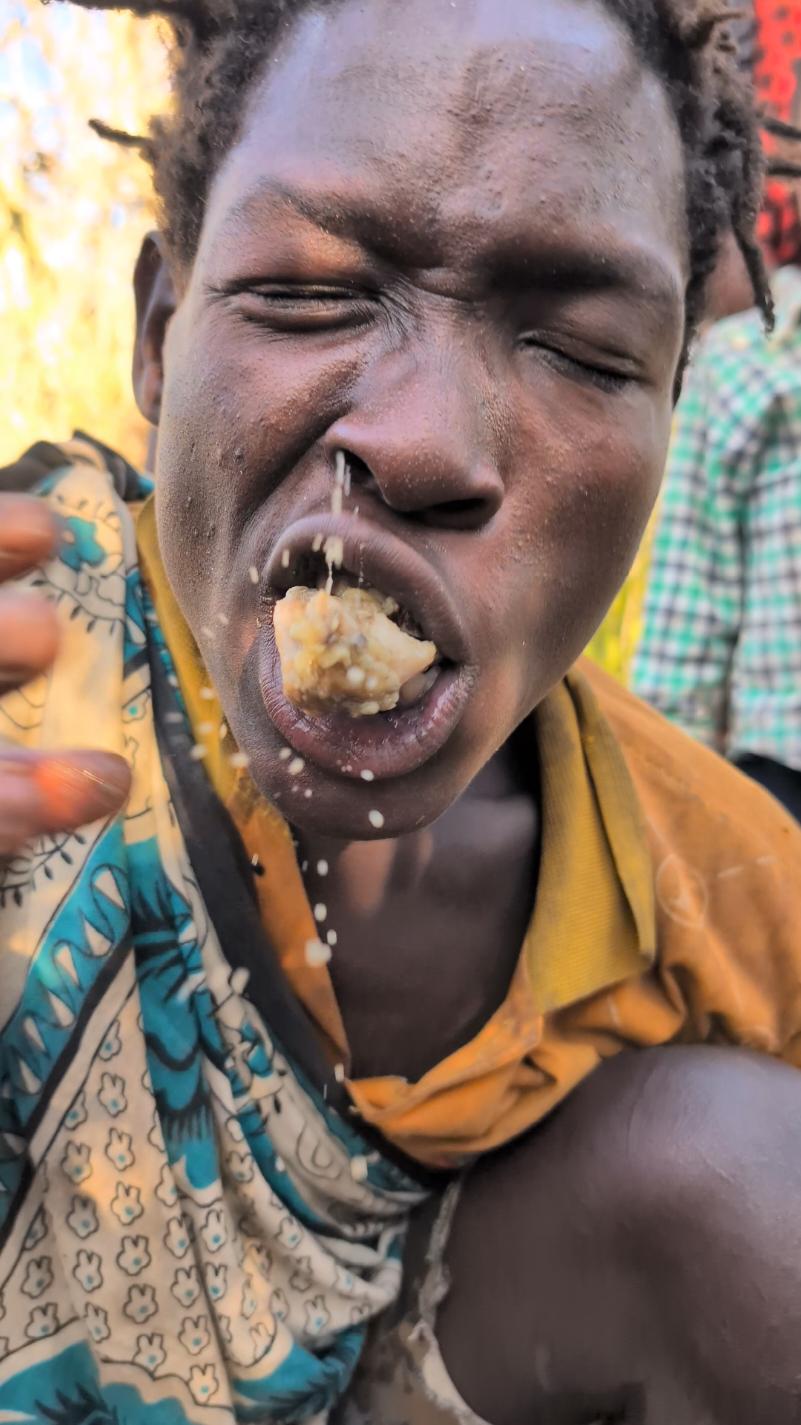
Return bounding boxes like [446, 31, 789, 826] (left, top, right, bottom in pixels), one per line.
[132, 231, 177, 426]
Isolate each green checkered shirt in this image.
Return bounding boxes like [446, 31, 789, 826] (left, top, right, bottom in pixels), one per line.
[632, 264, 801, 773]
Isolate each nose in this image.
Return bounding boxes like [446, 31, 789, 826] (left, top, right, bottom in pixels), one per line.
[323, 340, 504, 530]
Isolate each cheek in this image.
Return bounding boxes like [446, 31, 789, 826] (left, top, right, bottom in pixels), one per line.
[156, 310, 367, 601]
[499, 393, 669, 685]
[556, 401, 666, 579]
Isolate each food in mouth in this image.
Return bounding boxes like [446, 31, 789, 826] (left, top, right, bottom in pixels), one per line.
[273, 582, 439, 717]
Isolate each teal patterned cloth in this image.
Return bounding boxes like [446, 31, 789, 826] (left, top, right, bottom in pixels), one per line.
[0, 438, 426, 1423]
[632, 264, 801, 772]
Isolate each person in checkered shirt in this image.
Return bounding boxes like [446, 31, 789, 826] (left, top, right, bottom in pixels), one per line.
[632, 0, 801, 821]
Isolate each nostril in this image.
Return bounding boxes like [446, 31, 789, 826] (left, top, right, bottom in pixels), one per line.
[416, 496, 495, 530]
[325, 442, 501, 528]
[338, 453, 375, 493]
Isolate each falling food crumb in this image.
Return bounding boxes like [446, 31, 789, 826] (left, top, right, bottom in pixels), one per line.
[334, 1063, 346, 1083]
[279, 747, 292, 761]
[314, 903, 327, 923]
[229, 752, 251, 770]
[350, 1156, 369, 1183]
[368, 809, 385, 830]
[249, 566, 259, 585]
[251, 854, 261, 870]
[305, 938, 332, 967]
[304, 788, 312, 798]
[323, 533, 344, 572]
[332, 450, 348, 517]
[360, 769, 375, 782]
[230, 967, 250, 996]
[219, 723, 228, 740]
[275, 1155, 286, 1173]
[199, 686, 216, 702]
[316, 860, 329, 877]
[288, 757, 305, 776]
[190, 744, 208, 761]
[326, 930, 338, 948]
[197, 722, 214, 736]
[281, 548, 290, 568]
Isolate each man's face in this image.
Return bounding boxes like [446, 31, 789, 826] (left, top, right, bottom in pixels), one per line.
[150, 0, 687, 839]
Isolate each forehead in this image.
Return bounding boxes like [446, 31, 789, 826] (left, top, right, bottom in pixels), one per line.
[202, 0, 687, 284]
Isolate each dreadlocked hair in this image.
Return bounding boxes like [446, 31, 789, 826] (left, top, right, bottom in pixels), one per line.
[51, 0, 801, 355]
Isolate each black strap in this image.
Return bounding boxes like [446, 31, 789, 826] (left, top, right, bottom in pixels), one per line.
[147, 635, 341, 1093]
[147, 636, 443, 1188]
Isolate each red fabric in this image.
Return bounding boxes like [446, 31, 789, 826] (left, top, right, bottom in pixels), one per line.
[753, 0, 801, 266]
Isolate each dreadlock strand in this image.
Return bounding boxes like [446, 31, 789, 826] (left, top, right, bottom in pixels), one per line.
[89, 117, 151, 153]
[763, 116, 801, 142]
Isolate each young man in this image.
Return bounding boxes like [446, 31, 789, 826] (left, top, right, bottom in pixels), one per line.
[1, 2, 801, 1421]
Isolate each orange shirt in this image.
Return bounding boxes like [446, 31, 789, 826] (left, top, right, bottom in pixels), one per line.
[138, 497, 801, 1168]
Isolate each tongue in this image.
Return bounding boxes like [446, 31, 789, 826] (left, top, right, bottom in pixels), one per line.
[274, 584, 438, 718]
[398, 667, 440, 706]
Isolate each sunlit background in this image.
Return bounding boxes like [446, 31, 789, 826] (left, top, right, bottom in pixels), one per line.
[0, 0, 647, 678]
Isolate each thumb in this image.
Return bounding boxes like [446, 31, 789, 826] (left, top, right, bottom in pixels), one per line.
[0, 750, 131, 860]
[31, 750, 132, 832]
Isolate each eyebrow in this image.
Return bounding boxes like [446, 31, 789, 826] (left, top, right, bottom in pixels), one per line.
[492, 243, 683, 317]
[224, 177, 390, 244]
[222, 176, 684, 316]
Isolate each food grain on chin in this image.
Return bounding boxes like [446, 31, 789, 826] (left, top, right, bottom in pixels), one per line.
[273, 584, 438, 717]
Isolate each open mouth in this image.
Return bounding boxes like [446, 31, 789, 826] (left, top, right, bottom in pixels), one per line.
[256, 514, 474, 782]
[273, 559, 443, 718]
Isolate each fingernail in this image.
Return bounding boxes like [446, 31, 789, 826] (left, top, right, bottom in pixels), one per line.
[39, 755, 131, 812]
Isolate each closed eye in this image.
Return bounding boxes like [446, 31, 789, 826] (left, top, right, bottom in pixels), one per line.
[211, 280, 378, 332]
[519, 335, 633, 393]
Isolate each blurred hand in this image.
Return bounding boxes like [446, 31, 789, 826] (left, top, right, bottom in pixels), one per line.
[0, 494, 131, 859]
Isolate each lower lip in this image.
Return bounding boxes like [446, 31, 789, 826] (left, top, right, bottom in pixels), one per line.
[257, 613, 474, 782]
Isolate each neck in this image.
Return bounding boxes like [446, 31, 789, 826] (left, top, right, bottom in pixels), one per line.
[295, 732, 540, 1080]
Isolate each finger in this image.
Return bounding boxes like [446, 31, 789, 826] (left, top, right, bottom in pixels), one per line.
[0, 750, 131, 857]
[34, 752, 132, 828]
[0, 495, 60, 582]
[0, 769, 47, 858]
[0, 591, 59, 693]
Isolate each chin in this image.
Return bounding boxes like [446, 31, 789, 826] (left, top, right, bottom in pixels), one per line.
[252, 745, 470, 839]
[223, 669, 484, 841]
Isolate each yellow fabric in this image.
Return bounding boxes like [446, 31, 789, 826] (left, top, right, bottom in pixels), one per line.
[137, 495, 801, 1170]
[522, 678, 655, 1013]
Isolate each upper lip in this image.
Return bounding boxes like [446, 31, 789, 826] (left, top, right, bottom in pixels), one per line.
[262, 512, 470, 665]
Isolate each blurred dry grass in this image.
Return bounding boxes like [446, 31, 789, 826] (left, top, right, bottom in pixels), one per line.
[1, 1, 647, 680]
[0, 0, 167, 468]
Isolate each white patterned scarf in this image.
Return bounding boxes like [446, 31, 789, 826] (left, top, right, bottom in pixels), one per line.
[0, 439, 428, 1423]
